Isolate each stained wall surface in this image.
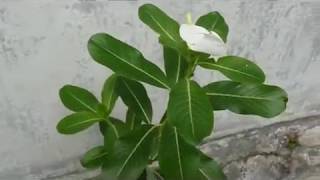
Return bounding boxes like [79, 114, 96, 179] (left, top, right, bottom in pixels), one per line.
[0, 0, 319, 179]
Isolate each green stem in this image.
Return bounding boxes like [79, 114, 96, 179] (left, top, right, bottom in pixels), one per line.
[186, 56, 199, 78]
[191, 56, 199, 73]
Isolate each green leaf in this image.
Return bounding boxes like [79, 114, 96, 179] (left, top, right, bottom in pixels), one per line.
[196, 12, 229, 42]
[99, 117, 128, 137]
[88, 33, 170, 89]
[163, 47, 188, 85]
[199, 153, 226, 180]
[81, 146, 108, 169]
[59, 85, 99, 113]
[205, 81, 288, 118]
[199, 56, 265, 83]
[126, 109, 142, 130]
[138, 170, 147, 180]
[149, 128, 161, 161]
[100, 117, 129, 152]
[96, 103, 109, 118]
[101, 74, 119, 113]
[118, 77, 153, 124]
[101, 125, 159, 180]
[159, 124, 201, 180]
[57, 112, 104, 134]
[167, 79, 213, 144]
[139, 4, 187, 52]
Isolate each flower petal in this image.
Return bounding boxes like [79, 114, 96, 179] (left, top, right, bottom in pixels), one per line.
[179, 24, 208, 43]
[179, 24, 227, 56]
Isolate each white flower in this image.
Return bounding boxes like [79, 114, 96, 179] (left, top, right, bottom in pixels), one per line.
[179, 24, 227, 58]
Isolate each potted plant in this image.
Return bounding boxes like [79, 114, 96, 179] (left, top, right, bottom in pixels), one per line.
[56, 3, 288, 180]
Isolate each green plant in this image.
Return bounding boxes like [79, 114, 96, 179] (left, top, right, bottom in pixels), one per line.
[56, 4, 288, 180]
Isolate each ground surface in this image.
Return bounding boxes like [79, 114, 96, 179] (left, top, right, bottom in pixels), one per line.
[202, 115, 320, 180]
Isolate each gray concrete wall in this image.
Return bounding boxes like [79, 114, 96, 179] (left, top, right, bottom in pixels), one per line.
[0, 0, 319, 179]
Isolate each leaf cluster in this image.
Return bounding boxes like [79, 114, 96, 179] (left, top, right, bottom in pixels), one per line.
[57, 4, 288, 180]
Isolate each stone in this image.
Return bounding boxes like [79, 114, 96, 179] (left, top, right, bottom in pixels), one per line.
[298, 126, 320, 147]
[201, 115, 320, 180]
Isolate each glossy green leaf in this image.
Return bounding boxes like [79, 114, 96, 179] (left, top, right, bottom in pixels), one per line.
[96, 103, 111, 118]
[126, 109, 142, 130]
[101, 125, 159, 180]
[149, 127, 161, 161]
[118, 77, 153, 124]
[199, 153, 226, 180]
[88, 33, 170, 89]
[167, 79, 213, 144]
[57, 112, 104, 134]
[100, 117, 129, 152]
[159, 124, 201, 180]
[205, 81, 288, 118]
[101, 74, 119, 113]
[139, 4, 187, 52]
[163, 47, 188, 85]
[199, 56, 265, 83]
[81, 146, 108, 169]
[196, 12, 229, 42]
[59, 85, 99, 113]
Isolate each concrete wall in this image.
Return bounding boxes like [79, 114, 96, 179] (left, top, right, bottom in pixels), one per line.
[0, 0, 319, 179]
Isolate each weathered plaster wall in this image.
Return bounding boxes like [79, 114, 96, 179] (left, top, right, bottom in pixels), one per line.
[0, 0, 319, 179]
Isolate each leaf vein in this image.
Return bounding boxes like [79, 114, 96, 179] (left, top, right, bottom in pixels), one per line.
[67, 92, 97, 113]
[174, 127, 184, 180]
[66, 118, 102, 129]
[116, 126, 157, 176]
[199, 62, 261, 81]
[148, 14, 177, 43]
[206, 92, 275, 101]
[186, 80, 195, 136]
[90, 40, 170, 89]
[123, 81, 151, 123]
[199, 168, 210, 180]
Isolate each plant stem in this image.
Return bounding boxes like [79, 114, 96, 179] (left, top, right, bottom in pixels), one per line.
[190, 56, 199, 74]
[186, 56, 200, 78]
